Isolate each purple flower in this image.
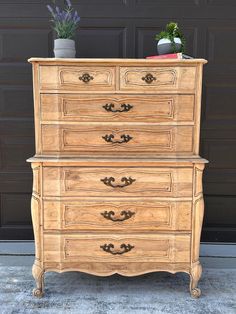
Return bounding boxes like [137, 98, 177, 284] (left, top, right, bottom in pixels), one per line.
[73, 11, 80, 23]
[47, 4, 55, 16]
[58, 10, 65, 21]
[64, 10, 72, 22]
[55, 6, 60, 15]
[73, 13, 80, 23]
[66, 0, 72, 7]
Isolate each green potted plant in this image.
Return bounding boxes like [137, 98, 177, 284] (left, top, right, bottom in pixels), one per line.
[47, 0, 80, 58]
[155, 22, 185, 55]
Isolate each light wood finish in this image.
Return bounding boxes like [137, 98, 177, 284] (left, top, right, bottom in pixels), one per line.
[120, 66, 196, 91]
[42, 166, 193, 197]
[40, 94, 195, 123]
[31, 59, 205, 158]
[43, 199, 192, 231]
[41, 124, 194, 155]
[43, 233, 191, 263]
[28, 58, 207, 298]
[40, 66, 116, 91]
[27, 157, 208, 167]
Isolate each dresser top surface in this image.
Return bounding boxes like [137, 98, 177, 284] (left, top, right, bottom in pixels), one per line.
[28, 57, 207, 65]
[27, 156, 208, 166]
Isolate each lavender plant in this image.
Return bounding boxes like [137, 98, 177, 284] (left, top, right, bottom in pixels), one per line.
[47, 0, 80, 39]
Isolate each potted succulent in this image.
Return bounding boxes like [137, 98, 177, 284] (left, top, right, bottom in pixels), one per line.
[155, 22, 185, 55]
[47, 0, 80, 58]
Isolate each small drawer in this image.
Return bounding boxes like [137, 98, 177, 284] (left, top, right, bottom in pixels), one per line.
[42, 166, 193, 197]
[43, 233, 191, 263]
[39, 66, 116, 91]
[43, 199, 192, 231]
[40, 94, 195, 123]
[120, 66, 196, 91]
[41, 124, 194, 155]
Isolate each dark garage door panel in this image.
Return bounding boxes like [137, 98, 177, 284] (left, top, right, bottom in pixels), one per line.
[0, 0, 236, 242]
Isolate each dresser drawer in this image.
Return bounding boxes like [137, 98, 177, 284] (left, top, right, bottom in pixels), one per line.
[44, 233, 191, 263]
[39, 66, 116, 91]
[120, 66, 196, 91]
[43, 199, 192, 231]
[40, 94, 195, 123]
[41, 124, 193, 155]
[43, 166, 193, 197]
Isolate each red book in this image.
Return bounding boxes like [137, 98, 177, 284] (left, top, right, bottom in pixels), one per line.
[146, 53, 193, 59]
[146, 53, 183, 59]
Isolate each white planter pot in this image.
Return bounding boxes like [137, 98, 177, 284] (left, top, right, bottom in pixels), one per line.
[157, 37, 182, 55]
[54, 39, 76, 58]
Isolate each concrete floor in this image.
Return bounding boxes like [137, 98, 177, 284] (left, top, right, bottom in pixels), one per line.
[0, 256, 236, 314]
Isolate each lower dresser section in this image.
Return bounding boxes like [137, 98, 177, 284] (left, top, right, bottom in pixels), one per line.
[29, 158, 206, 299]
[43, 233, 191, 264]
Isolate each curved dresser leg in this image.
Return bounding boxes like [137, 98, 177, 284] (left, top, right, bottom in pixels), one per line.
[189, 262, 202, 298]
[32, 263, 44, 298]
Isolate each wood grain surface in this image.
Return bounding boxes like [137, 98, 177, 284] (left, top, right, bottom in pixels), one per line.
[29, 58, 207, 298]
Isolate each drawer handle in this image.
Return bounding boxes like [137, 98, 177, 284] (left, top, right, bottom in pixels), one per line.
[101, 210, 135, 222]
[79, 73, 94, 83]
[103, 103, 133, 113]
[100, 243, 134, 255]
[102, 134, 132, 144]
[101, 176, 136, 188]
[142, 73, 157, 84]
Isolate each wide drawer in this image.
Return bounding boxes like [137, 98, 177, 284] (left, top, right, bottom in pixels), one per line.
[41, 124, 194, 155]
[120, 66, 196, 91]
[43, 233, 191, 263]
[40, 94, 195, 123]
[39, 66, 116, 91]
[43, 199, 192, 231]
[43, 166, 193, 197]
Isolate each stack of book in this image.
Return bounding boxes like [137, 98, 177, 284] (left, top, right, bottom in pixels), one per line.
[146, 53, 193, 59]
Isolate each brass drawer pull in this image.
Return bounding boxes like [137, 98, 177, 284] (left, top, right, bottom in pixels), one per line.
[100, 243, 134, 255]
[142, 73, 156, 84]
[100, 176, 136, 188]
[102, 134, 132, 144]
[103, 103, 133, 113]
[101, 210, 135, 222]
[79, 73, 94, 83]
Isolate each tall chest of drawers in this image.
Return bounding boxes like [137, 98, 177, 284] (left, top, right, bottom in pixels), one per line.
[28, 58, 208, 298]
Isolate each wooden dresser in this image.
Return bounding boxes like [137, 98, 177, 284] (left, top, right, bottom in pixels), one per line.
[27, 58, 208, 298]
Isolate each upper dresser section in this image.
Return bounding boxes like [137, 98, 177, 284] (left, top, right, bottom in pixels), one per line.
[29, 58, 207, 157]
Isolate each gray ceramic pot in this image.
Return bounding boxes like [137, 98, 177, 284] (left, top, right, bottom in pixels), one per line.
[157, 38, 182, 55]
[54, 39, 76, 58]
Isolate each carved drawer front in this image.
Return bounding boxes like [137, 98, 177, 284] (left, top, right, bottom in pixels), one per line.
[43, 233, 191, 263]
[43, 167, 193, 197]
[41, 124, 193, 155]
[43, 199, 192, 231]
[40, 94, 195, 123]
[39, 66, 116, 91]
[120, 67, 196, 91]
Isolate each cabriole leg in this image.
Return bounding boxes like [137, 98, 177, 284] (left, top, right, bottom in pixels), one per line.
[32, 263, 44, 298]
[189, 262, 202, 298]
